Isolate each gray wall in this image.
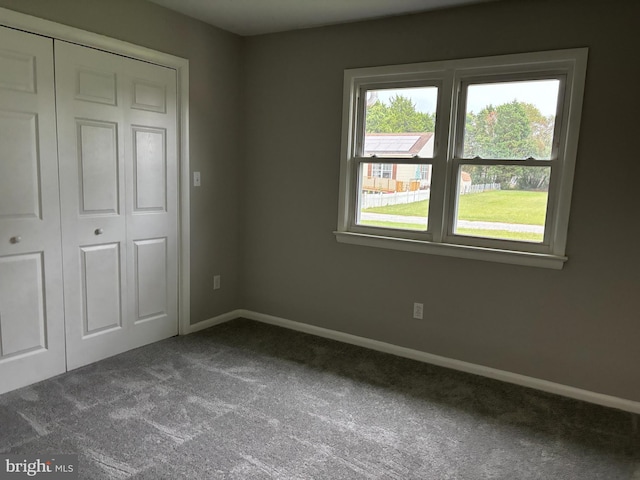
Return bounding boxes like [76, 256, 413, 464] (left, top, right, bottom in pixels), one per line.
[241, 0, 640, 402]
[2, 0, 639, 404]
[0, 0, 244, 323]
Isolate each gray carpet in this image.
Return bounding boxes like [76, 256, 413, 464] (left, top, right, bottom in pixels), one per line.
[1, 318, 638, 479]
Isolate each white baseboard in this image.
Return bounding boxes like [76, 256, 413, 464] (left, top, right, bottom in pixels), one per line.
[185, 309, 244, 334]
[188, 309, 640, 415]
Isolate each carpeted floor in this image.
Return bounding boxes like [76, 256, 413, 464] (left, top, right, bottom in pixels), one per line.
[1, 318, 638, 479]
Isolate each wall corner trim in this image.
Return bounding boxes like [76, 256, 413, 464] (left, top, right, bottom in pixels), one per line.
[189, 309, 640, 415]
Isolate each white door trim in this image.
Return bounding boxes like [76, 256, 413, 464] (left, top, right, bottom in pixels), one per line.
[0, 7, 191, 335]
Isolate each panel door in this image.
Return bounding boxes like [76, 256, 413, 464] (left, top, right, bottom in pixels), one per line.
[0, 27, 66, 394]
[55, 41, 178, 370]
[123, 57, 179, 352]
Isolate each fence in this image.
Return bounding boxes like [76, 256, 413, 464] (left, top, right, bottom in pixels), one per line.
[360, 190, 430, 209]
[461, 183, 501, 195]
[361, 177, 421, 193]
[361, 183, 501, 209]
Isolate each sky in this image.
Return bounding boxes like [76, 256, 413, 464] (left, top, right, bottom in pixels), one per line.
[374, 79, 560, 117]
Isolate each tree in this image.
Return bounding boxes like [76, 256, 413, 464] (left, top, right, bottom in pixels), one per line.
[521, 102, 555, 160]
[464, 100, 555, 190]
[465, 100, 540, 159]
[366, 95, 435, 133]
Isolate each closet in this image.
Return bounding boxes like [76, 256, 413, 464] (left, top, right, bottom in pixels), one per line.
[0, 25, 179, 393]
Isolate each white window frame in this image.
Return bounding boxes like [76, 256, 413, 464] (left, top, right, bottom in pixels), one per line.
[370, 163, 393, 179]
[419, 164, 430, 181]
[335, 49, 588, 269]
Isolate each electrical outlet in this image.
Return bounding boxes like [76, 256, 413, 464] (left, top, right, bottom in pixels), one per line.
[413, 302, 424, 320]
[213, 275, 221, 290]
[193, 171, 201, 187]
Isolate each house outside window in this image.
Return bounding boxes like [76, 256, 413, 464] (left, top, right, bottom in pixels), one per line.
[371, 163, 393, 179]
[335, 49, 588, 269]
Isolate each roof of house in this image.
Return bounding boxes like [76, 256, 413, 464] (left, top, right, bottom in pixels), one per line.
[364, 132, 434, 156]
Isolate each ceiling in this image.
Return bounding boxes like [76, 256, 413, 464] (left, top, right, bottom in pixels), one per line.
[147, 0, 497, 36]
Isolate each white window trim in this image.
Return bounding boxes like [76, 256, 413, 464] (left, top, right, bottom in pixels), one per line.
[335, 49, 588, 269]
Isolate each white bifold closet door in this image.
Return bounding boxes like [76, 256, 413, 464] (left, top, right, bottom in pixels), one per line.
[0, 27, 66, 393]
[55, 41, 179, 370]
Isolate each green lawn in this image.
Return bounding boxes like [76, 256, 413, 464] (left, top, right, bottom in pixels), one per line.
[364, 200, 429, 217]
[360, 190, 547, 242]
[362, 190, 547, 225]
[359, 221, 543, 242]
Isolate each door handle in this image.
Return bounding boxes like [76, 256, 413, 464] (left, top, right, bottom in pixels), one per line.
[95, 228, 104, 235]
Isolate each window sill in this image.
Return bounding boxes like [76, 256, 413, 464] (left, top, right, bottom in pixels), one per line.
[334, 231, 567, 269]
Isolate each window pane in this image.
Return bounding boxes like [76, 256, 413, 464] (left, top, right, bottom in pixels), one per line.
[364, 87, 438, 158]
[463, 79, 560, 160]
[358, 163, 431, 231]
[453, 166, 550, 242]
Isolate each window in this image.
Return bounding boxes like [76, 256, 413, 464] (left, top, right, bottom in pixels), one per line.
[370, 163, 393, 179]
[336, 49, 588, 269]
